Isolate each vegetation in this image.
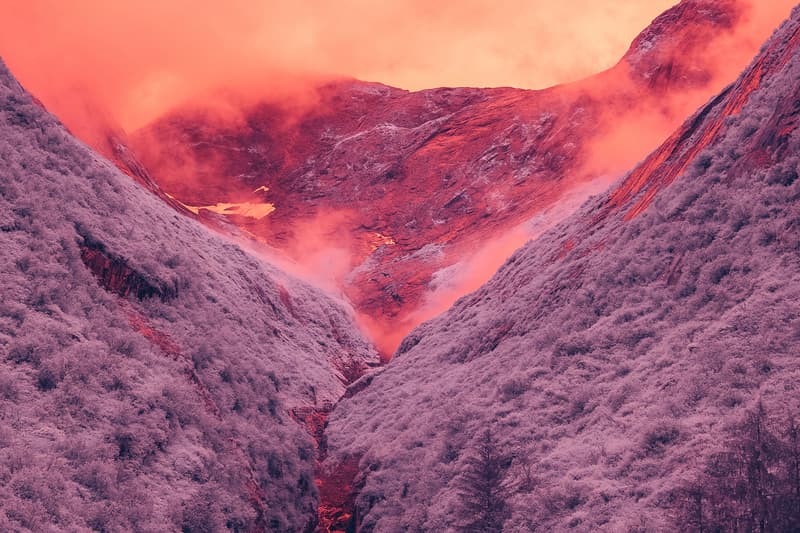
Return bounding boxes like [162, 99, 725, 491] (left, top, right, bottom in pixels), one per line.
[675, 404, 800, 532]
[456, 429, 512, 532]
[327, 8, 800, 530]
[0, 58, 375, 531]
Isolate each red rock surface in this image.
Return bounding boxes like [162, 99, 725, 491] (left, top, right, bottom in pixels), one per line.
[315, 455, 361, 533]
[109, 0, 786, 356]
[599, 15, 800, 226]
[290, 379, 368, 530]
[79, 238, 178, 301]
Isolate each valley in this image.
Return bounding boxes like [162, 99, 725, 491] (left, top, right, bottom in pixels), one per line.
[1, 1, 800, 531]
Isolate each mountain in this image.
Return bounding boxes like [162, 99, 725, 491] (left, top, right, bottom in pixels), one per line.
[115, 0, 793, 356]
[324, 5, 800, 531]
[0, 59, 378, 531]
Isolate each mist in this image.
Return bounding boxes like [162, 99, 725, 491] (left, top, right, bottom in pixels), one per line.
[0, 0, 678, 133]
[1, 0, 796, 359]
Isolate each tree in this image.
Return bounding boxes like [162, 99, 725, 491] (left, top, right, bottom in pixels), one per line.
[782, 415, 800, 531]
[674, 404, 800, 532]
[456, 429, 511, 532]
[736, 402, 781, 532]
[676, 483, 707, 533]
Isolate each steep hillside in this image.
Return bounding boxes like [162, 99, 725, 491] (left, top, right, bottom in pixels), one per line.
[326, 6, 800, 531]
[121, 0, 793, 355]
[0, 59, 377, 531]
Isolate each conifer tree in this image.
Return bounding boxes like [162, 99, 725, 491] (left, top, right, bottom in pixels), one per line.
[457, 429, 511, 532]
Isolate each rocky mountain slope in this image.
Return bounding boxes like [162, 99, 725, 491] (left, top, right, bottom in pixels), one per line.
[0, 59, 377, 531]
[325, 5, 800, 531]
[117, 0, 793, 356]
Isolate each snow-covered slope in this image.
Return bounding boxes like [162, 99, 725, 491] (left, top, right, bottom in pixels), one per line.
[0, 59, 377, 531]
[326, 6, 800, 531]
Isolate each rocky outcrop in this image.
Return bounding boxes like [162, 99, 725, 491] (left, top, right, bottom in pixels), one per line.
[79, 234, 178, 301]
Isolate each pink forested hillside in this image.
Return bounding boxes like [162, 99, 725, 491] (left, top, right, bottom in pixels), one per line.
[0, 59, 377, 531]
[325, 6, 800, 531]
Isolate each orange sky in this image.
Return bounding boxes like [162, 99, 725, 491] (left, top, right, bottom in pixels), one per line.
[0, 0, 676, 131]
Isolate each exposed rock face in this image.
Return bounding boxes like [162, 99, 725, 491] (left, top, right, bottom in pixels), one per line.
[0, 58, 377, 531]
[324, 6, 800, 531]
[79, 234, 179, 301]
[623, 0, 739, 90]
[118, 0, 789, 355]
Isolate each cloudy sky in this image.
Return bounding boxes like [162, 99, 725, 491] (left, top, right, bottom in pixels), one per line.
[0, 1, 676, 130]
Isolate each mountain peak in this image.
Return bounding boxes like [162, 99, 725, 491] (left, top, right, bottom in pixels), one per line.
[623, 0, 740, 90]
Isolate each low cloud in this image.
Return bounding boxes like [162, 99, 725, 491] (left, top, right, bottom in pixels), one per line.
[0, 0, 677, 133]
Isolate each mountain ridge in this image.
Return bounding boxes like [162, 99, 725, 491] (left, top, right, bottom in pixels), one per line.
[114, 0, 793, 357]
[0, 57, 377, 531]
[324, 4, 800, 530]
